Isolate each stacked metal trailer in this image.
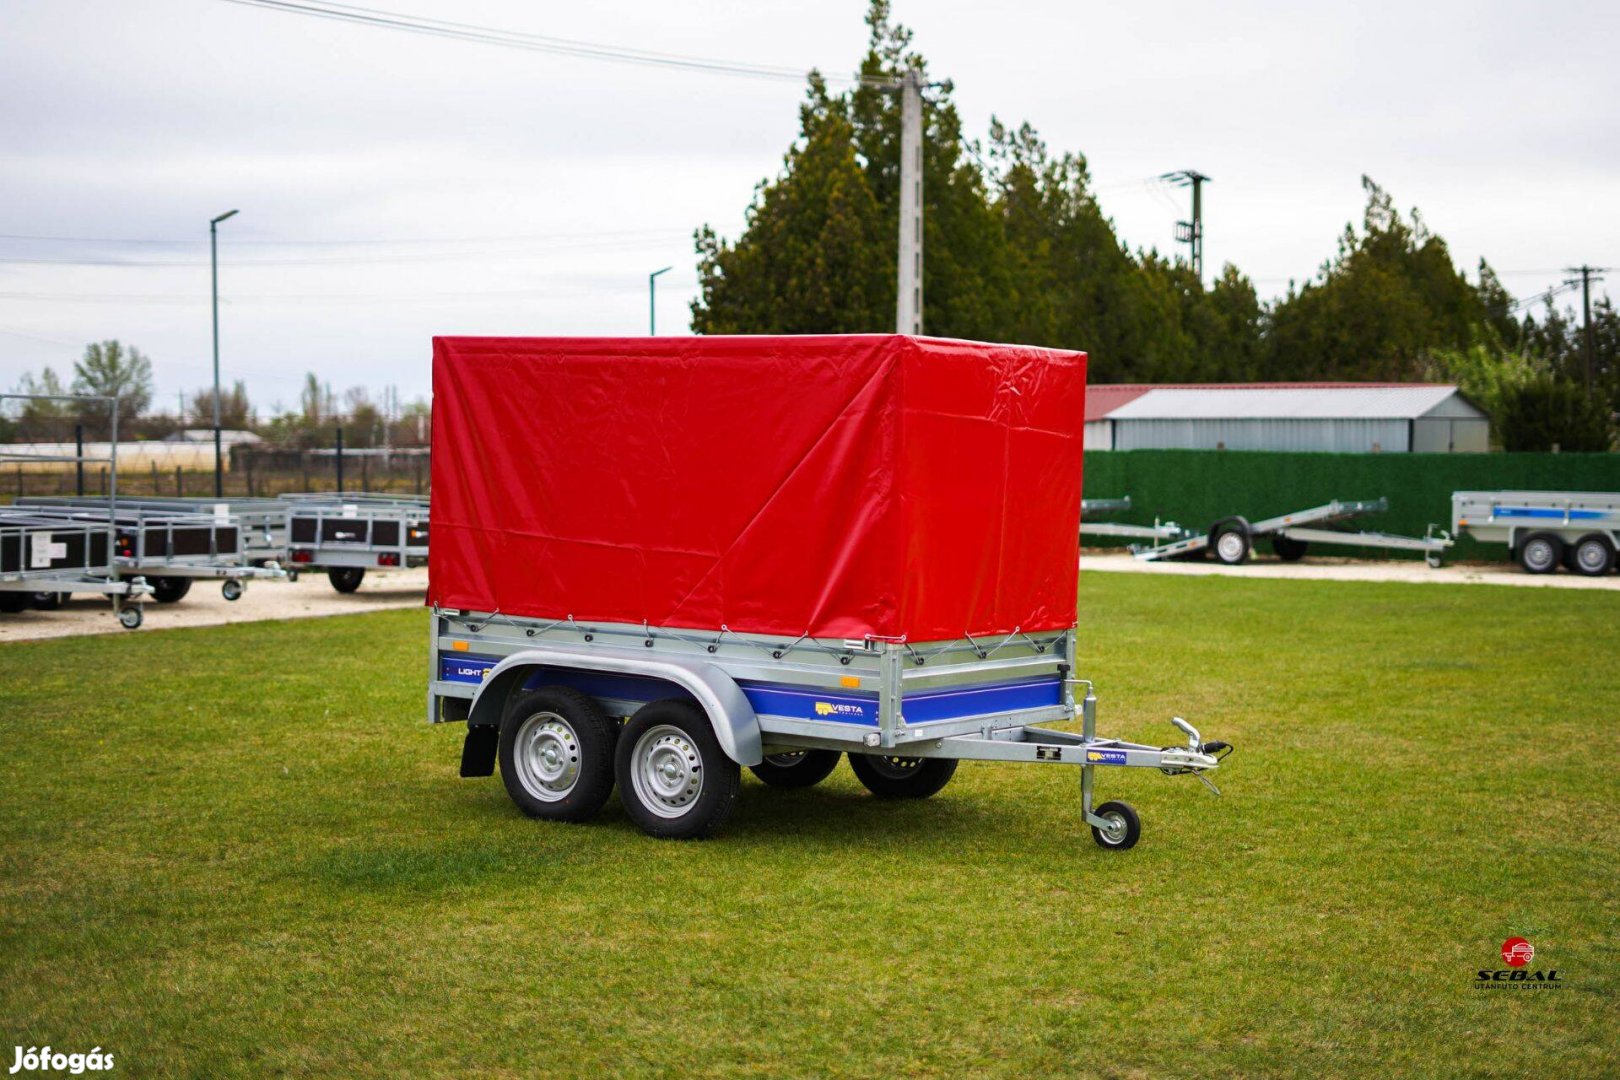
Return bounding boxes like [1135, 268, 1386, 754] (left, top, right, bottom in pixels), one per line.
[0, 394, 151, 628]
[281, 492, 429, 592]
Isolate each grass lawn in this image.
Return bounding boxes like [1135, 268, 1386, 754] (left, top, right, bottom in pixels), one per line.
[1, 573, 1616, 1078]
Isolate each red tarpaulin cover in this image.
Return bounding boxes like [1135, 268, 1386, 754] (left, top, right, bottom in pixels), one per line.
[429, 335, 1086, 642]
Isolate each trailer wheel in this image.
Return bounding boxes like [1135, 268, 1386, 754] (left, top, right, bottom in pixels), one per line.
[749, 749, 841, 788]
[1090, 800, 1140, 850]
[328, 567, 366, 593]
[221, 579, 245, 602]
[1568, 534, 1615, 576]
[1425, 551, 1444, 569]
[31, 592, 68, 611]
[847, 754, 958, 799]
[118, 606, 143, 630]
[1211, 525, 1251, 565]
[149, 576, 192, 604]
[499, 687, 618, 823]
[1517, 533, 1562, 574]
[1270, 534, 1309, 562]
[617, 699, 740, 839]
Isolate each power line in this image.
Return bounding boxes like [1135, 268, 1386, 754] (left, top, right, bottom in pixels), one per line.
[0, 226, 703, 248]
[218, 0, 894, 87]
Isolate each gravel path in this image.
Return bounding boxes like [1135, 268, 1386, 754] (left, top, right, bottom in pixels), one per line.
[1081, 551, 1620, 590]
[6, 552, 1613, 645]
[0, 567, 428, 643]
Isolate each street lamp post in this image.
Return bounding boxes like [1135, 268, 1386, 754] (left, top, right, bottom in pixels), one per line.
[649, 266, 672, 335]
[210, 208, 239, 497]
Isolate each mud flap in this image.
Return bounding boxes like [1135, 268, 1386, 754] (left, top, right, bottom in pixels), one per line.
[459, 725, 498, 777]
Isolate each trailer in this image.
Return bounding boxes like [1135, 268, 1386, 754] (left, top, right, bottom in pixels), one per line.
[1134, 497, 1454, 567]
[18, 497, 286, 603]
[1452, 490, 1620, 575]
[0, 511, 155, 627]
[425, 335, 1228, 845]
[1079, 496, 1187, 543]
[281, 492, 429, 592]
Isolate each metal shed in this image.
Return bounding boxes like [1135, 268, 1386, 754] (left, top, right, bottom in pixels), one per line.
[1091, 384, 1488, 453]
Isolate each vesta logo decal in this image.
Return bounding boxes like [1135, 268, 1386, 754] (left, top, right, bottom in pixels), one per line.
[814, 702, 865, 717]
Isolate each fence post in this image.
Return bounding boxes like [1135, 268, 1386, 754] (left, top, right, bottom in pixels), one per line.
[361, 453, 369, 492]
[301, 449, 309, 492]
[75, 424, 85, 495]
[176, 466, 183, 497]
[335, 426, 345, 493]
[414, 455, 422, 495]
[151, 461, 158, 495]
[245, 453, 254, 497]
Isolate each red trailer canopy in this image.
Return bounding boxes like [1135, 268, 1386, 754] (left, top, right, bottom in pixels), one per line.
[429, 335, 1086, 642]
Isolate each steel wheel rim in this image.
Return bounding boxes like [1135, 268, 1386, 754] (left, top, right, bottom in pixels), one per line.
[512, 711, 582, 802]
[1216, 533, 1245, 561]
[764, 751, 808, 768]
[1097, 811, 1128, 845]
[1577, 542, 1607, 572]
[866, 755, 922, 780]
[1525, 540, 1555, 570]
[632, 724, 704, 818]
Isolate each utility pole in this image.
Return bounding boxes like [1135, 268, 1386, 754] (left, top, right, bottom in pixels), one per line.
[209, 208, 239, 497]
[1161, 170, 1210, 282]
[1563, 265, 1607, 393]
[649, 266, 672, 335]
[895, 69, 924, 335]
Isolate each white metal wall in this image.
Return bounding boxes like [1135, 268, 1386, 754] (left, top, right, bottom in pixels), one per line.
[1112, 418, 1412, 453]
[1083, 420, 1113, 451]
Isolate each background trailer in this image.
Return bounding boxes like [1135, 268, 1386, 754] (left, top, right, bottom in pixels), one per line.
[428, 335, 1227, 842]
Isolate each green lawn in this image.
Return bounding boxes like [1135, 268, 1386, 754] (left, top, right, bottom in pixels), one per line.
[1, 574, 1616, 1078]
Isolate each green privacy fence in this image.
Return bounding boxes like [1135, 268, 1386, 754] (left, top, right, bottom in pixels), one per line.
[1082, 451, 1620, 561]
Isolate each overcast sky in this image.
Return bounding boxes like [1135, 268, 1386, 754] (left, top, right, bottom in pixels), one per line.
[2, 0, 1616, 413]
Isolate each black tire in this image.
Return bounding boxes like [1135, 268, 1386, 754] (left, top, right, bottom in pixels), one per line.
[1517, 533, 1563, 575]
[749, 749, 841, 788]
[328, 567, 366, 593]
[1270, 534, 1309, 562]
[1210, 524, 1251, 565]
[1567, 534, 1615, 577]
[0, 593, 31, 614]
[498, 686, 618, 823]
[847, 753, 958, 799]
[149, 576, 193, 604]
[616, 699, 740, 839]
[1090, 800, 1141, 850]
[31, 592, 68, 611]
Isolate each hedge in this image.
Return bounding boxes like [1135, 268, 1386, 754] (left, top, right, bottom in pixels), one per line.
[1082, 450, 1620, 561]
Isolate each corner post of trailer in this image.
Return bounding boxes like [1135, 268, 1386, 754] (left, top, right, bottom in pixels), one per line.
[878, 642, 904, 749]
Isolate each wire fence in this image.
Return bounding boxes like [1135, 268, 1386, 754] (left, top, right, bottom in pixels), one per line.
[0, 405, 431, 502]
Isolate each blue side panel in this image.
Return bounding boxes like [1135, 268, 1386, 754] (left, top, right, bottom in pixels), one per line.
[1495, 507, 1604, 520]
[902, 677, 1063, 723]
[738, 676, 1063, 727]
[742, 683, 879, 726]
[440, 654, 500, 684]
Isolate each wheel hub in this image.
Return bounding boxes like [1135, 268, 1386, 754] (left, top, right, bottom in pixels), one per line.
[1578, 543, 1606, 571]
[1099, 811, 1127, 844]
[632, 725, 703, 817]
[514, 712, 580, 801]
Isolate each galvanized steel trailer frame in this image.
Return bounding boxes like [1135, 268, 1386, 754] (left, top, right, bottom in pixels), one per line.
[1133, 497, 1454, 566]
[427, 607, 1225, 846]
[0, 393, 151, 627]
[1452, 490, 1620, 575]
[1079, 496, 1188, 543]
[16, 499, 286, 601]
[25, 495, 296, 566]
[282, 493, 429, 587]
